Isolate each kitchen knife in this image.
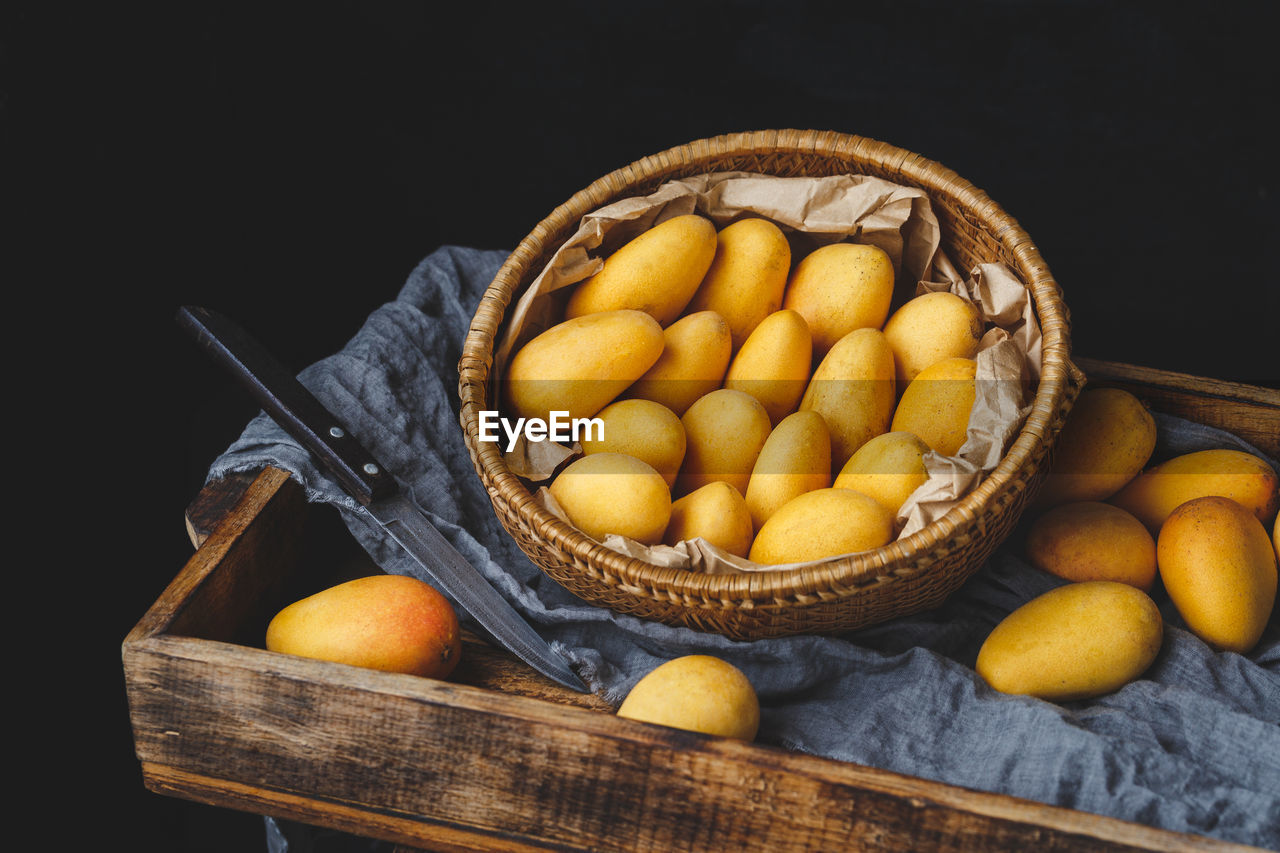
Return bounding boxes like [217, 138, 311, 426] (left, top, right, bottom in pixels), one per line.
[177, 304, 590, 693]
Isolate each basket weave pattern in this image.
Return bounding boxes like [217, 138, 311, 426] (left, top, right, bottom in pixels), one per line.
[458, 129, 1082, 639]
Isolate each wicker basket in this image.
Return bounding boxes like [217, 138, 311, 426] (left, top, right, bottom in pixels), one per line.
[458, 129, 1083, 640]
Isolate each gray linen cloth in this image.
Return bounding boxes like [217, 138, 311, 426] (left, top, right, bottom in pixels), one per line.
[211, 246, 1280, 850]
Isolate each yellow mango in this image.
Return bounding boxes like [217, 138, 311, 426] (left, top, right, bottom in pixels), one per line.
[889, 357, 977, 457]
[1110, 449, 1280, 533]
[549, 452, 671, 545]
[1156, 496, 1277, 654]
[685, 217, 791, 350]
[882, 291, 983, 386]
[748, 488, 893, 565]
[799, 328, 896, 470]
[664, 481, 754, 558]
[266, 575, 461, 679]
[723, 309, 813, 426]
[1024, 501, 1157, 591]
[833, 431, 930, 519]
[617, 655, 760, 741]
[626, 310, 732, 416]
[975, 581, 1163, 702]
[744, 411, 832, 531]
[677, 389, 773, 497]
[565, 214, 718, 325]
[504, 309, 664, 423]
[783, 242, 895, 357]
[1036, 387, 1157, 508]
[579, 398, 686, 488]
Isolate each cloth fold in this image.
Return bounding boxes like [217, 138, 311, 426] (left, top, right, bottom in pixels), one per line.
[210, 246, 1280, 850]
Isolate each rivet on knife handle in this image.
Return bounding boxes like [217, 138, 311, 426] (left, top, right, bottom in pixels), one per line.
[176, 305, 397, 506]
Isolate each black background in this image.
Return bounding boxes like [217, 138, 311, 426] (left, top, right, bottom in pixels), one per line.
[9, 2, 1277, 850]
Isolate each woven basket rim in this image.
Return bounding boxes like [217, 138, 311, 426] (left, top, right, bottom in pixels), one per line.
[458, 128, 1074, 607]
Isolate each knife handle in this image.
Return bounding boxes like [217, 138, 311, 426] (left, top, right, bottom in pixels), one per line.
[177, 305, 398, 506]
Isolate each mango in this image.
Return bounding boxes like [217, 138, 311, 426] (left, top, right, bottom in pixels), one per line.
[504, 309, 664, 423]
[783, 242, 895, 356]
[799, 328, 896, 469]
[1024, 501, 1156, 591]
[564, 214, 718, 325]
[626, 310, 732, 416]
[744, 410, 832, 531]
[889, 357, 977, 457]
[748, 488, 893, 565]
[1156, 496, 1277, 654]
[833, 431, 931, 520]
[664, 481, 754, 558]
[975, 581, 1163, 702]
[265, 575, 461, 679]
[1036, 387, 1157, 507]
[549, 452, 671, 545]
[685, 217, 791, 350]
[1110, 448, 1280, 533]
[617, 655, 760, 741]
[882, 291, 983, 386]
[723, 309, 813, 426]
[677, 388, 772, 497]
[579, 398, 686, 488]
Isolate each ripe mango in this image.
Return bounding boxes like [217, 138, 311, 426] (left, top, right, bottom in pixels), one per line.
[799, 327, 896, 469]
[626, 310, 732, 416]
[882, 291, 983, 386]
[833, 431, 931, 520]
[664, 481, 754, 558]
[617, 655, 760, 741]
[1110, 448, 1279, 533]
[579, 398, 686, 488]
[549, 452, 671, 545]
[744, 410, 832, 531]
[1036, 387, 1157, 508]
[748, 487, 893, 565]
[1024, 501, 1157, 591]
[723, 309, 813, 426]
[677, 388, 772, 497]
[685, 217, 791, 350]
[889, 357, 977, 457]
[783, 242, 895, 357]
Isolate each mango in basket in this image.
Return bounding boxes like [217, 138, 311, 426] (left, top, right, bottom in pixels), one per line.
[664, 481, 754, 558]
[882, 291, 983, 387]
[833, 431, 931, 520]
[975, 581, 1163, 702]
[676, 388, 772, 497]
[617, 655, 759, 741]
[564, 213, 717, 326]
[1157, 496, 1277, 654]
[748, 487, 893, 565]
[783, 242, 895, 357]
[549, 452, 671, 545]
[504, 309, 663, 424]
[1035, 387, 1157, 508]
[626, 310, 732, 416]
[685, 217, 791, 350]
[580, 399, 686, 488]
[1024, 501, 1157, 591]
[743, 410, 831, 531]
[723, 308, 813, 426]
[799, 327, 896, 469]
[265, 575, 460, 679]
[1109, 448, 1280, 533]
[889, 357, 977, 458]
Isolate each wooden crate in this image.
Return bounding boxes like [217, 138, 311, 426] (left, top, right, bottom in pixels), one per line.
[124, 359, 1279, 853]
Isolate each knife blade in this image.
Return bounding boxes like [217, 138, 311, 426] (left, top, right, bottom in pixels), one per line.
[176, 304, 589, 693]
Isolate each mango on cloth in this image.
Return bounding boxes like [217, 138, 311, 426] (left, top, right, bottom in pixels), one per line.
[1109, 448, 1280, 533]
[723, 308, 813, 426]
[1025, 501, 1157, 591]
[882, 291, 983, 386]
[889, 357, 977, 458]
[617, 655, 760, 741]
[504, 309, 664, 424]
[975, 581, 1163, 702]
[1157, 495, 1277, 654]
[799, 327, 896, 470]
[664, 481, 754, 558]
[266, 575, 461, 679]
[677, 388, 772, 497]
[579, 398, 686, 488]
[744, 410, 832, 531]
[685, 217, 791, 351]
[626, 310, 732, 416]
[783, 242, 895, 357]
[833, 431, 931, 520]
[549, 452, 672, 546]
[565, 214, 718, 326]
[748, 487, 893, 566]
[1035, 387, 1157, 508]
